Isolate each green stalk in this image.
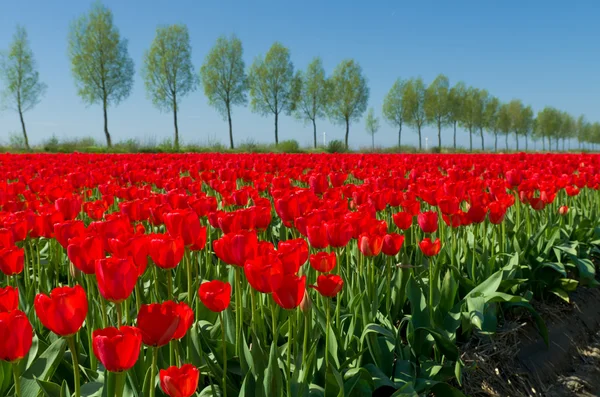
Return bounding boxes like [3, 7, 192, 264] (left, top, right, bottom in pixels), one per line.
[116, 303, 123, 327]
[115, 371, 126, 397]
[67, 336, 81, 397]
[219, 312, 228, 397]
[235, 267, 243, 356]
[149, 347, 158, 397]
[302, 310, 309, 375]
[12, 362, 21, 397]
[186, 251, 193, 304]
[167, 269, 173, 301]
[325, 298, 330, 370]
[286, 314, 293, 397]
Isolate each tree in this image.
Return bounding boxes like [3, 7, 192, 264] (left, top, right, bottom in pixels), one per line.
[459, 87, 478, 152]
[403, 77, 426, 150]
[142, 24, 196, 150]
[68, 2, 134, 147]
[291, 57, 329, 148]
[382, 78, 408, 147]
[327, 59, 369, 149]
[0, 26, 46, 150]
[248, 42, 294, 145]
[521, 105, 534, 151]
[447, 82, 466, 150]
[424, 74, 450, 150]
[200, 35, 247, 149]
[536, 107, 554, 151]
[576, 115, 588, 150]
[497, 103, 512, 150]
[484, 96, 500, 152]
[559, 112, 574, 151]
[507, 99, 525, 151]
[365, 107, 380, 149]
[473, 89, 489, 151]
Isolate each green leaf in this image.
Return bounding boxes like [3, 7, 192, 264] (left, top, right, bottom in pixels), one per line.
[466, 295, 485, 330]
[21, 338, 67, 397]
[59, 380, 70, 397]
[263, 342, 283, 397]
[507, 302, 549, 347]
[550, 288, 570, 303]
[324, 366, 344, 397]
[36, 379, 61, 397]
[430, 382, 467, 396]
[414, 327, 459, 361]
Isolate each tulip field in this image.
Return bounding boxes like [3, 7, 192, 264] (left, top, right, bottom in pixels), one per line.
[0, 152, 599, 397]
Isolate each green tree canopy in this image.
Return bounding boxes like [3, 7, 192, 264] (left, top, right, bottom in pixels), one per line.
[200, 34, 247, 149]
[403, 77, 426, 150]
[424, 74, 450, 150]
[0, 25, 46, 150]
[382, 78, 408, 147]
[484, 96, 500, 151]
[291, 57, 329, 148]
[142, 24, 196, 149]
[248, 42, 294, 145]
[327, 59, 369, 149]
[447, 81, 466, 149]
[68, 2, 134, 147]
[365, 107, 380, 149]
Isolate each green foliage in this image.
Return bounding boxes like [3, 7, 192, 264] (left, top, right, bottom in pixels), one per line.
[276, 139, 301, 153]
[248, 42, 294, 145]
[142, 24, 196, 148]
[0, 26, 47, 149]
[402, 77, 427, 149]
[327, 59, 369, 149]
[326, 139, 347, 153]
[424, 74, 450, 149]
[200, 34, 247, 149]
[382, 78, 408, 147]
[291, 57, 330, 148]
[68, 2, 134, 146]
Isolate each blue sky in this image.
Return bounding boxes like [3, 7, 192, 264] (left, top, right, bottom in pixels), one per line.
[0, 0, 599, 149]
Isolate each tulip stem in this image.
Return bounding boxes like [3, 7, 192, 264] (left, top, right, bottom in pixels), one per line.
[149, 347, 158, 397]
[286, 315, 293, 397]
[12, 362, 21, 397]
[325, 298, 330, 370]
[219, 312, 227, 397]
[114, 371, 126, 397]
[67, 336, 81, 397]
[302, 310, 309, 374]
[235, 267, 242, 356]
[116, 303, 123, 326]
[186, 251, 192, 304]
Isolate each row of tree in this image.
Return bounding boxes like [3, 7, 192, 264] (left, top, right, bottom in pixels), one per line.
[0, 3, 598, 151]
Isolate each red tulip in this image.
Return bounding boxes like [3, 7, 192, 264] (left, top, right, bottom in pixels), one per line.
[277, 238, 308, 275]
[438, 196, 460, 215]
[149, 234, 185, 269]
[309, 252, 336, 273]
[466, 205, 487, 224]
[55, 196, 82, 220]
[417, 211, 438, 234]
[306, 224, 329, 249]
[34, 285, 88, 336]
[95, 257, 139, 303]
[172, 302, 194, 340]
[92, 326, 142, 372]
[358, 233, 384, 257]
[419, 238, 442, 257]
[213, 230, 258, 267]
[0, 246, 24, 276]
[160, 364, 200, 397]
[164, 209, 203, 247]
[54, 220, 86, 249]
[324, 220, 353, 248]
[310, 274, 344, 297]
[559, 205, 569, 216]
[0, 229, 14, 249]
[382, 233, 404, 256]
[392, 212, 413, 230]
[488, 202, 506, 224]
[109, 234, 149, 275]
[0, 286, 18, 312]
[273, 275, 306, 309]
[0, 310, 33, 362]
[67, 233, 105, 274]
[244, 253, 284, 293]
[198, 280, 231, 312]
[137, 302, 181, 347]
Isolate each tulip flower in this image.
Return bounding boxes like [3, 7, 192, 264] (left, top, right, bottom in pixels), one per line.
[149, 234, 185, 270]
[213, 230, 258, 267]
[0, 246, 24, 276]
[137, 302, 180, 347]
[277, 238, 309, 275]
[419, 238, 442, 257]
[95, 257, 139, 304]
[382, 233, 404, 256]
[172, 302, 194, 340]
[54, 220, 85, 248]
[306, 223, 329, 249]
[198, 280, 231, 313]
[559, 205, 569, 216]
[164, 209, 203, 247]
[310, 274, 344, 298]
[244, 253, 284, 294]
[0, 309, 32, 362]
[93, 326, 142, 397]
[160, 364, 200, 397]
[417, 211, 438, 234]
[67, 233, 105, 275]
[309, 252, 336, 273]
[358, 233, 384, 257]
[0, 229, 14, 249]
[392, 212, 413, 230]
[273, 275, 306, 309]
[55, 196, 82, 220]
[324, 220, 353, 248]
[0, 286, 18, 313]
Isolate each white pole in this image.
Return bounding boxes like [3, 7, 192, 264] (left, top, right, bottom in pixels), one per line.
[323, 131, 327, 146]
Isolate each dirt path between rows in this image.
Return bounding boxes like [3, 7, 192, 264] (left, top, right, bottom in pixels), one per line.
[545, 330, 600, 397]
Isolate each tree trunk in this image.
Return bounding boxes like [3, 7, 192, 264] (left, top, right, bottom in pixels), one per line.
[437, 120, 442, 151]
[173, 96, 179, 150]
[312, 118, 317, 149]
[274, 112, 279, 145]
[417, 125, 422, 150]
[542, 134, 545, 151]
[18, 106, 30, 151]
[372, 133, 374, 150]
[525, 135, 528, 151]
[398, 124, 402, 148]
[480, 127, 484, 151]
[505, 134, 509, 150]
[548, 136, 551, 151]
[469, 127, 472, 152]
[562, 138, 565, 151]
[227, 104, 234, 149]
[556, 138, 559, 151]
[453, 121, 457, 150]
[494, 131, 498, 152]
[103, 97, 111, 147]
[345, 118, 350, 149]
[515, 131, 519, 151]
